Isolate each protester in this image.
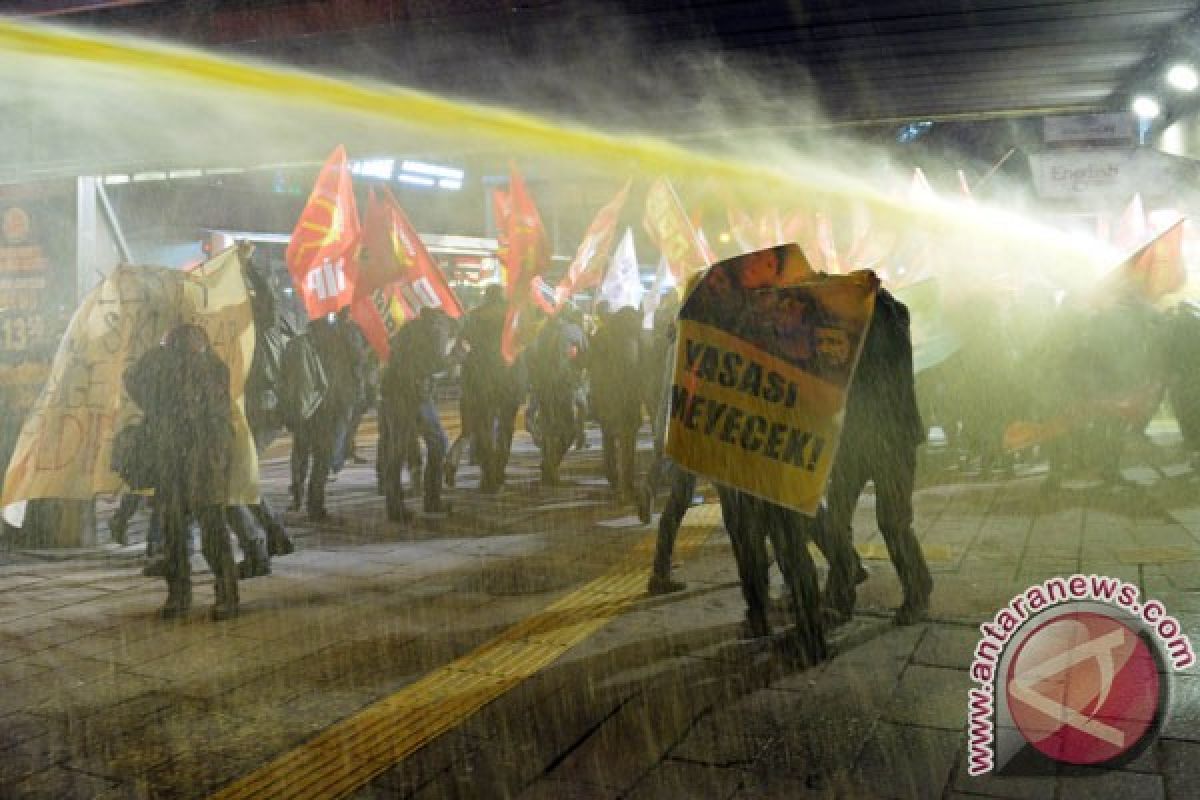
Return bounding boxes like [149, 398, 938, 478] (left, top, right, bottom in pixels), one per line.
[458, 284, 526, 494]
[813, 288, 932, 626]
[123, 324, 239, 620]
[380, 307, 452, 519]
[527, 313, 583, 485]
[586, 305, 644, 501]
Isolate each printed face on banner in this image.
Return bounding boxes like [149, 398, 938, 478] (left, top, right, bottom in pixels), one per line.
[667, 244, 877, 515]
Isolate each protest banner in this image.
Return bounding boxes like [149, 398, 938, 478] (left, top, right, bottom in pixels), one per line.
[666, 244, 878, 515]
[1, 246, 259, 520]
[286, 145, 361, 318]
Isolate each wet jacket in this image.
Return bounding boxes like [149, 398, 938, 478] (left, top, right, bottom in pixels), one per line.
[843, 289, 925, 450]
[587, 307, 644, 430]
[124, 343, 232, 508]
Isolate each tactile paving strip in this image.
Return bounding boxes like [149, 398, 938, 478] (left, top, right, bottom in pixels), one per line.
[209, 504, 720, 800]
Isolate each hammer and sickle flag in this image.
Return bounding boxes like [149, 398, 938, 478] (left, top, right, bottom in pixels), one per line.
[666, 244, 878, 515]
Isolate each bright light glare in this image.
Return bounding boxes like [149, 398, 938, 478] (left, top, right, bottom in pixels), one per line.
[1132, 95, 1161, 119]
[1168, 64, 1199, 91]
[718, 231, 732, 244]
[349, 158, 395, 179]
[396, 173, 435, 187]
[438, 178, 462, 190]
[401, 160, 464, 180]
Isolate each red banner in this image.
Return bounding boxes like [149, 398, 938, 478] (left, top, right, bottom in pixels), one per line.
[643, 177, 712, 284]
[286, 145, 361, 318]
[555, 179, 631, 305]
[499, 165, 551, 363]
[359, 187, 463, 319]
[1123, 218, 1186, 301]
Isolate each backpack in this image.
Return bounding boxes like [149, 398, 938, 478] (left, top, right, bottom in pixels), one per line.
[111, 419, 154, 490]
[278, 332, 329, 429]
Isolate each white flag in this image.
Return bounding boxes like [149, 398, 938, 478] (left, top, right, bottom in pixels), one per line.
[598, 228, 644, 312]
[641, 253, 676, 329]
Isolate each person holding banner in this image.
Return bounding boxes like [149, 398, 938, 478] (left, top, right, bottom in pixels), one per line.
[124, 324, 240, 621]
[815, 289, 932, 627]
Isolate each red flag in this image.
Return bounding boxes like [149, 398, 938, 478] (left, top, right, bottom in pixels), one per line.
[349, 287, 404, 360]
[359, 187, 463, 319]
[555, 179, 631, 305]
[493, 188, 512, 291]
[643, 178, 712, 284]
[499, 164, 551, 364]
[1123, 218, 1187, 301]
[286, 145, 361, 318]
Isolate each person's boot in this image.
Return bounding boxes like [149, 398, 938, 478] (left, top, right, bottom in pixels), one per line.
[647, 573, 686, 595]
[110, 516, 129, 546]
[267, 525, 294, 557]
[636, 486, 654, 525]
[160, 581, 191, 620]
[288, 484, 302, 511]
[212, 567, 240, 621]
[237, 538, 271, 579]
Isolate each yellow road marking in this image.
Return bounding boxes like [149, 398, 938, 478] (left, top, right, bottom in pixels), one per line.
[210, 504, 720, 800]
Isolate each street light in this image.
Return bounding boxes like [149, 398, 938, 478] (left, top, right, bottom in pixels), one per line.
[1168, 64, 1199, 92]
[1132, 95, 1161, 120]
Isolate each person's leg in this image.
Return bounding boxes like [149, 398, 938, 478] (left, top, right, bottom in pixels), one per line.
[159, 490, 191, 619]
[617, 423, 638, 499]
[494, 401, 518, 490]
[199, 505, 239, 620]
[813, 453, 869, 620]
[307, 417, 335, 519]
[874, 447, 932, 625]
[418, 399, 449, 512]
[717, 487, 771, 637]
[768, 504, 828, 663]
[648, 467, 695, 593]
[109, 493, 140, 545]
[383, 406, 411, 522]
[600, 425, 618, 489]
[289, 425, 311, 510]
[226, 505, 270, 578]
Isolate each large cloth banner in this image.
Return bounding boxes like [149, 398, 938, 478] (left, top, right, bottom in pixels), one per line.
[666, 244, 878, 515]
[1, 246, 259, 518]
[286, 145, 361, 318]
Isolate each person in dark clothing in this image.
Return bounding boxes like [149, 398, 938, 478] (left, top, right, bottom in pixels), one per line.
[647, 466, 696, 595]
[380, 308, 451, 519]
[290, 310, 361, 520]
[586, 306, 644, 501]
[458, 285, 526, 494]
[813, 288, 932, 626]
[332, 317, 371, 474]
[527, 314, 584, 486]
[226, 258, 294, 577]
[124, 324, 239, 620]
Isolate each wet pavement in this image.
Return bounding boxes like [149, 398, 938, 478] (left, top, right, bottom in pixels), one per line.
[1, 413, 1199, 798]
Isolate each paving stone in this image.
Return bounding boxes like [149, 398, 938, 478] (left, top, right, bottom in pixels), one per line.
[851, 721, 960, 800]
[1161, 738, 1200, 799]
[624, 760, 745, 800]
[1056, 770, 1165, 800]
[912, 624, 985, 670]
[4, 763, 120, 798]
[949, 748, 1056, 799]
[515, 777, 618, 799]
[882, 664, 973, 731]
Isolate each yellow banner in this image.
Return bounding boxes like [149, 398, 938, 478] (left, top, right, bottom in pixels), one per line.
[1, 246, 259, 513]
[666, 245, 877, 515]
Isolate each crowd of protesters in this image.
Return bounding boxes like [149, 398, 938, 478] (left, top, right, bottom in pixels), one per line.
[101, 252, 1200, 668]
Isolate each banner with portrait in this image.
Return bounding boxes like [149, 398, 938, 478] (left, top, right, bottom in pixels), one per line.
[666, 244, 878, 514]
